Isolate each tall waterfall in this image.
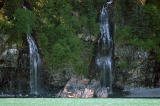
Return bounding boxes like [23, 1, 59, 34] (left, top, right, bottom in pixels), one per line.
[27, 35, 42, 95]
[96, 0, 113, 94]
[22, 5, 42, 95]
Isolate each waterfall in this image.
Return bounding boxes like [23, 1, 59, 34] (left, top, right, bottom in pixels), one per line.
[22, 5, 42, 95]
[96, 0, 113, 94]
[27, 35, 42, 95]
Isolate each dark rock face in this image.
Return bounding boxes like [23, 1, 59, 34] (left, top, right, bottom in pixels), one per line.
[16, 36, 30, 94]
[57, 77, 108, 98]
[48, 68, 73, 88]
[113, 45, 156, 89]
[0, 35, 30, 94]
[0, 48, 18, 68]
[38, 68, 74, 96]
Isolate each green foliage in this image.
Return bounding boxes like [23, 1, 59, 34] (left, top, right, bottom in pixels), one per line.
[3, 0, 24, 19]
[32, 0, 97, 76]
[0, 0, 103, 76]
[69, 0, 100, 36]
[0, 15, 13, 34]
[131, 4, 160, 38]
[131, 4, 160, 62]
[118, 60, 128, 69]
[50, 34, 83, 68]
[115, 0, 160, 62]
[1, 0, 160, 76]
[13, 8, 35, 35]
[115, 25, 132, 45]
[88, 17, 99, 35]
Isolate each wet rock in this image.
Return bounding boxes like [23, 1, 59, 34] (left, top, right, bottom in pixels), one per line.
[82, 88, 94, 98]
[81, 78, 89, 85]
[114, 45, 155, 89]
[96, 87, 108, 98]
[49, 68, 73, 88]
[78, 33, 96, 42]
[57, 77, 108, 98]
[0, 34, 30, 94]
[0, 47, 18, 68]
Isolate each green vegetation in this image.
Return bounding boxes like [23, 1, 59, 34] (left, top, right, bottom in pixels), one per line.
[118, 60, 128, 69]
[1, 0, 160, 75]
[114, 0, 160, 62]
[13, 9, 35, 35]
[0, 0, 106, 76]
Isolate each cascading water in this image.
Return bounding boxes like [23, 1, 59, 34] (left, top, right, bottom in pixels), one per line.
[96, 0, 113, 94]
[23, 5, 42, 95]
[27, 35, 41, 95]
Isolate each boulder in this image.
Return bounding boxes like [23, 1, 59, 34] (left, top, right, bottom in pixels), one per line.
[81, 78, 89, 85]
[95, 87, 108, 98]
[82, 88, 94, 98]
[57, 77, 108, 98]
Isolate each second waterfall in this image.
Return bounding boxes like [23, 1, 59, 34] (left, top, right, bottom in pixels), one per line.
[96, 1, 113, 94]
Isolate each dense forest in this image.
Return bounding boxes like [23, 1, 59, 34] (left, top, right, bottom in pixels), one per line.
[0, 0, 160, 97]
[114, 0, 160, 88]
[115, 0, 160, 61]
[0, 0, 105, 76]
